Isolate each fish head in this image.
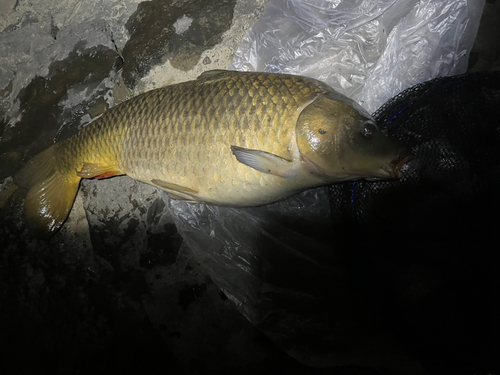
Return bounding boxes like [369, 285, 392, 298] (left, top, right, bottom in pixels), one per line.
[296, 96, 410, 182]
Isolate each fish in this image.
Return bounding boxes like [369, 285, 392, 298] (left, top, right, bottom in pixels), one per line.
[15, 70, 409, 235]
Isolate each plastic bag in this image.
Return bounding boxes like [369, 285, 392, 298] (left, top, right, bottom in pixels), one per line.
[168, 0, 484, 368]
[230, 0, 484, 113]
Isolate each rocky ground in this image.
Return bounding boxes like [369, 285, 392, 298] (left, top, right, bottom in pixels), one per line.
[1, 0, 499, 374]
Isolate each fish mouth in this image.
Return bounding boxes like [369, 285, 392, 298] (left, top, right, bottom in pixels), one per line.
[382, 154, 414, 179]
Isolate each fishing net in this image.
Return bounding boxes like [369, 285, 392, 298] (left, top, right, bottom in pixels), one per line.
[330, 71, 500, 248]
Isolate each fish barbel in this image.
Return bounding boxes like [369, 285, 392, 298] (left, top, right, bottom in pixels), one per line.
[16, 70, 408, 235]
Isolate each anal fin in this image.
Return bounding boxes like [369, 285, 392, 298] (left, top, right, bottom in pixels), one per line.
[77, 162, 124, 179]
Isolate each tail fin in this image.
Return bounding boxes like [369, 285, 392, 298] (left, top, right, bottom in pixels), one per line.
[15, 144, 81, 236]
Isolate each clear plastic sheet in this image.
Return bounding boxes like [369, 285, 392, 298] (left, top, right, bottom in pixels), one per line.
[230, 0, 484, 113]
[167, 0, 484, 368]
[166, 188, 333, 317]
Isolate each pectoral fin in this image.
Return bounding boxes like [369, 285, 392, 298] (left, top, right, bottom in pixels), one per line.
[231, 145, 293, 178]
[151, 179, 199, 201]
[77, 162, 124, 179]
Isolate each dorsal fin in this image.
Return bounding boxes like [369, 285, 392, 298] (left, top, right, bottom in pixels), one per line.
[197, 70, 229, 80]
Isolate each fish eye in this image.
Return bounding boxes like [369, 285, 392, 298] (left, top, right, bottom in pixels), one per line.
[319, 128, 326, 135]
[360, 122, 377, 138]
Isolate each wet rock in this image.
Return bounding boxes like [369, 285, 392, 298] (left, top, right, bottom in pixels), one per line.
[81, 176, 180, 271]
[122, 0, 237, 87]
[0, 44, 120, 181]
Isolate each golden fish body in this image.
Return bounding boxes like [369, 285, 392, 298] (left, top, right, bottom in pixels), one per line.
[16, 70, 406, 234]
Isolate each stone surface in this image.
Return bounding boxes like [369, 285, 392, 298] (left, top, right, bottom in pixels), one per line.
[0, 43, 120, 181]
[122, 0, 237, 87]
[0, 0, 140, 123]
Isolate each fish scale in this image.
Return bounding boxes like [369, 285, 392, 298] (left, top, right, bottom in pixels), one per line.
[119, 72, 307, 203]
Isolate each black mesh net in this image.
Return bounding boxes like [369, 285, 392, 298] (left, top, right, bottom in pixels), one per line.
[330, 71, 500, 245]
[328, 71, 500, 371]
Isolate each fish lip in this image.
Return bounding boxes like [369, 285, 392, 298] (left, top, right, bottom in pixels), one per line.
[383, 154, 414, 178]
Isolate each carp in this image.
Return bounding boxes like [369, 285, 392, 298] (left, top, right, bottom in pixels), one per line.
[16, 70, 409, 234]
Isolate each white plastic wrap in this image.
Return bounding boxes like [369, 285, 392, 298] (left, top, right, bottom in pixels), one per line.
[230, 0, 484, 113]
[168, 0, 484, 367]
